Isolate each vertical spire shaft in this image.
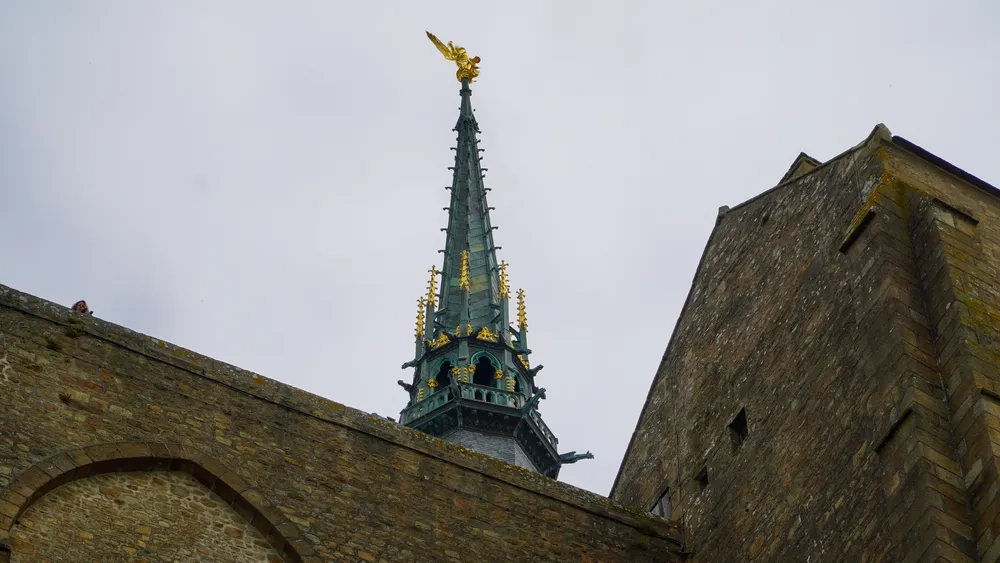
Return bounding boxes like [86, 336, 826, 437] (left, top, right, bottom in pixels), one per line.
[434, 81, 502, 337]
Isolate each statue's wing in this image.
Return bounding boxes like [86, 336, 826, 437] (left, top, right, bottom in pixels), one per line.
[426, 31, 456, 60]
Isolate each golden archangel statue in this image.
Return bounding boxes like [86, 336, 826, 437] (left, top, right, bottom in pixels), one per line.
[426, 31, 481, 83]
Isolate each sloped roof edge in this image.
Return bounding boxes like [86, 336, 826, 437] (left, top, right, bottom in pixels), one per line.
[890, 135, 1000, 199]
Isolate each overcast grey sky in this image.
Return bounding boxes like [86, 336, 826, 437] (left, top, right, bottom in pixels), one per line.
[1, 1, 998, 496]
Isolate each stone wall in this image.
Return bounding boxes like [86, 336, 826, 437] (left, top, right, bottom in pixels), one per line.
[0, 284, 684, 562]
[11, 470, 280, 562]
[611, 125, 1000, 561]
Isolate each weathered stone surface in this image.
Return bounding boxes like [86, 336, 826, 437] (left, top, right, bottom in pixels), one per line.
[11, 471, 280, 562]
[0, 281, 683, 562]
[612, 125, 1000, 561]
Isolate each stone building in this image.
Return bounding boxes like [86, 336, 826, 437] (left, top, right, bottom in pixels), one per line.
[1, 49, 999, 563]
[612, 124, 1000, 562]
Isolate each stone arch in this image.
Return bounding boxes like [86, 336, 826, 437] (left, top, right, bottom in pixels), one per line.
[0, 442, 309, 563]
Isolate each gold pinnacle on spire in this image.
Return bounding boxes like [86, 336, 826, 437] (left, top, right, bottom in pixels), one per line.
[516, 288, 528, 330]
[458, 250, 471, 292]
[426, 265, 439, 308]
[414, 297, 427, 339]
[426, 31, 481, 83]
[498, 260, 510, 298]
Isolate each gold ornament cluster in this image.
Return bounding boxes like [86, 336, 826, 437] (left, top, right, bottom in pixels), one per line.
[458, 250, 471, 292]
[476, 326, 499, 342]
[516, 289, 528, 330]
[414, 297, 426, 339]
[429, 332, 450, 349]
[426, 265, 439, 308]
[451, 364, 472, 383]
[498, 260, 510, 298]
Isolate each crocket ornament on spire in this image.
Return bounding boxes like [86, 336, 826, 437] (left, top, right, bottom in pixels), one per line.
[426, 31, 481, 83]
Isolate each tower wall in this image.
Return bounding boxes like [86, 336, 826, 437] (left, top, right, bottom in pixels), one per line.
[613, 127, 1000, 561]
[0, 284, 683, 562]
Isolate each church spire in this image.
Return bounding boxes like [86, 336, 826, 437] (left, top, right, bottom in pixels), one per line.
[398, 33, 590, 479]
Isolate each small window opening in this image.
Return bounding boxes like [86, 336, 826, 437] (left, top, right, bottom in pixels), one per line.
[729, 407, 749, 451]
[696, 466, 709, 491]
[473, 356, 496, 386]
[650, 488, 672, 520]
[436, 361, 452, 387]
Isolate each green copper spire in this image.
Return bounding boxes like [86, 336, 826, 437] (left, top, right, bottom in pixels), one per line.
[434, 80, 501, 336]
[399, 44, 592, 478]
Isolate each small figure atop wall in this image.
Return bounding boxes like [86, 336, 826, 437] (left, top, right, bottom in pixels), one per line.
[71, 300, 93, 316]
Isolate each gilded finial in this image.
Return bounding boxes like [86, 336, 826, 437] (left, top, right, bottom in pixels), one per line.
[414, 297, 427, 339]
[458, 250, 471, 292]
[498, 260, 510, 298]
[426, 31, 481, 83]
[426, 265, 439, 308]
[516, 288, 528, 330]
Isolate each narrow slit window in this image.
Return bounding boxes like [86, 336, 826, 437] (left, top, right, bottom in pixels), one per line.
[729, 407, 749, 451]
[696, 466, 709, 491]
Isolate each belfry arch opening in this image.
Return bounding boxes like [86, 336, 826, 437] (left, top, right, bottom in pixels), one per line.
[435, 361, 452, 387]
[473, 356, 497, 387]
